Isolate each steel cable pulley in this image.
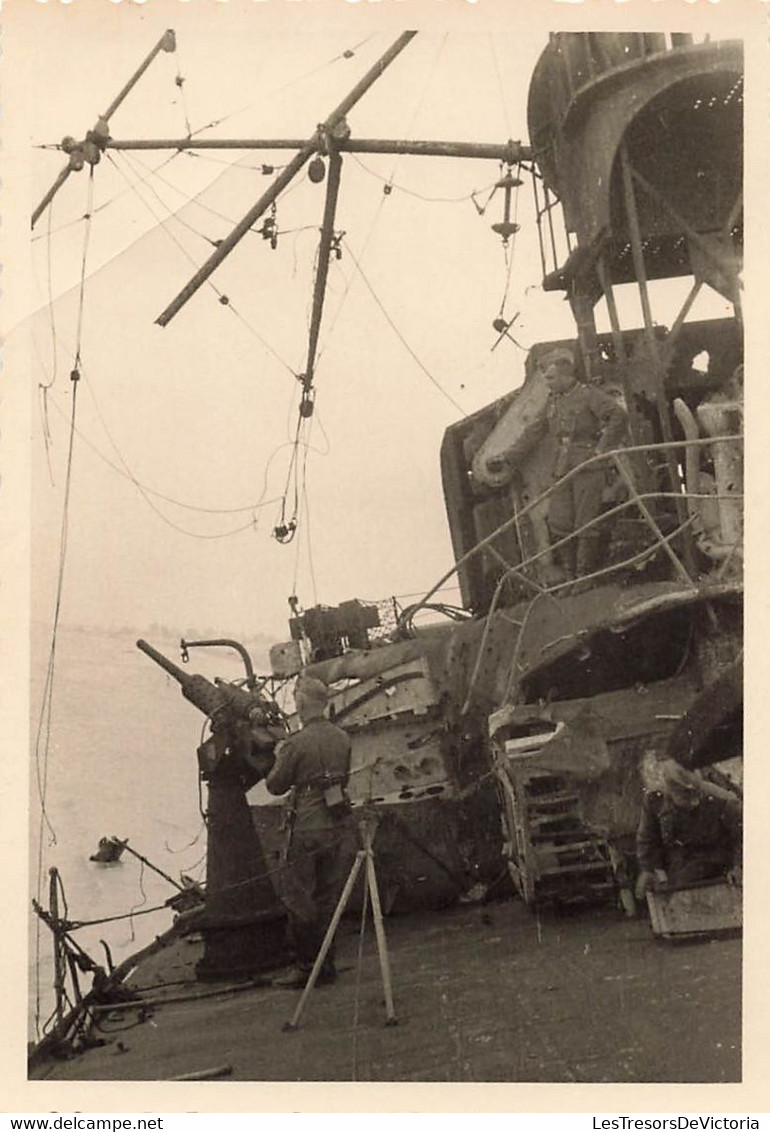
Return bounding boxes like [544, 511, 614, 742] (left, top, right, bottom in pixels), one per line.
[490, 161, 523, 247]
[489, 161, 525, 350]
[308, 155, 326, 184]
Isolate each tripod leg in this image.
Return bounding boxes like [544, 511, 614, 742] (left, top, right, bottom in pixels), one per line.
[365, 848, 397, 1025]
[284, 849, 365, 1032]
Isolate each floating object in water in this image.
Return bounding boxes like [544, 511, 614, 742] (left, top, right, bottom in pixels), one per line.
[89, 836, 129, 864]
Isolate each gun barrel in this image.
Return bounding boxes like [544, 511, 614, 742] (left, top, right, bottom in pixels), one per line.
[136, 638, 191, 686]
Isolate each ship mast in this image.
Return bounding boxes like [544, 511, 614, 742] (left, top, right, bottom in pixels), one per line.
[34, 30, 742, 589]
[33, 30, 533, 407]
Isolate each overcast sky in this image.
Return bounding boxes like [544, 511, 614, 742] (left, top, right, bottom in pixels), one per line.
[2, 0, 758, 648]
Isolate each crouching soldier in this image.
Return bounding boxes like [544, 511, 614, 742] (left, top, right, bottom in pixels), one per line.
[635, 758, 742, 898]
[267, 675, 356, 987]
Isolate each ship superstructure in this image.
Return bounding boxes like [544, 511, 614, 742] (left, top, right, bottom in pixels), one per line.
[28, 29, 744, 1078]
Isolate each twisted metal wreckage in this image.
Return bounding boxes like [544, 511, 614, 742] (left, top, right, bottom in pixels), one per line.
[30, 29, 743, 1070]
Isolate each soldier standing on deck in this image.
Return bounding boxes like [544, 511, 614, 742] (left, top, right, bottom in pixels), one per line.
[538, 347, 628, 580]
[267, 675, 355, 987]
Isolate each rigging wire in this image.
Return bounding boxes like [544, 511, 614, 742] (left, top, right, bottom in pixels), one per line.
[32, 295, 315, 533]
[289, 430, 308, 582]
[112, 149, 298, 378]
[28, 34, 534, 1032]
[33, 171, 95, 1040]
[187, 34, 376, 141]
[116, 149, 222, 249]
[386, 33, 448, 189]
[311, 187, 391, 374]
[488, 32, 526, 342]
[123, 149, 302, 257]
[103, 152, 219, 296]
[173, 50, 193, 140]
[34, 172, 94, 842]
[111, 154, 294, 376]
[313, 37, 448, 379]
[34, 323, 294, 538]
[43, 386, 284, 516]
[489, 34, 514, 138]
[38, 205, 59, 485]
[273, 350, 332, 556]
[186, 849, 208, 882]
[32, 211, 90, 243]
[76, 396, 259, 537]
[32, 36, 181, 246]
[104, 150, 233, 305]
[116, 494, 255, 542]
[42, 206, 58, 391]
[59, 822, 363, 937]
[290, 475, 305, 588]
[301, 477, 319, 607]
[178, 150, 289, 173]
[273, 409, 305, 544]
[221, 297, 297, 381]
[73, 185, 95, 356]
[31, 151, 186, 244]
[290, 412, 319, 604]
[258, 433, 325, 538]
[127, 860, 148, 944]
[34, 339, 56, 488]
[164, 822, 207, 855]
[33, 22, 349, 247]
[123, 149, 286, 233]
[351, 155, 498, 206]
[498, 164, 522, 318]
[341, 239, 467, 417]
[303, 418, 319, 605]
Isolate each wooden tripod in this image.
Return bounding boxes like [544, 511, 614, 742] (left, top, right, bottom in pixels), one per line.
[282, 808, 397, 1031]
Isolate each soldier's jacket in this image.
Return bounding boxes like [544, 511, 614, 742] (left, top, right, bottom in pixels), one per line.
[636, 789, 742, 882]
[543, 381, 628, 478]
[266, 717, 352, 833]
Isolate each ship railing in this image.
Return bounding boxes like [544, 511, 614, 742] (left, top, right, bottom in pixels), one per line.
[529, 434, 742, 591]
[420, 432, 743, 625]
[555, 32, 693, 105]
[442, 432, 743, 718]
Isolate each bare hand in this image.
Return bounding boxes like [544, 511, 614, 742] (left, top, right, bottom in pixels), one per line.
[634, 870, 655, 900]
[635, 869, 668, 899]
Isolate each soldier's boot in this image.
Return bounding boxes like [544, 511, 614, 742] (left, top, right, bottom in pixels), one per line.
[273, 955, 337, 989]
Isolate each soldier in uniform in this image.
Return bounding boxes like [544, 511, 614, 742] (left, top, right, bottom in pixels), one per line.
[538, 347, 628, 580]
[267, 675, 355, 987]
[635, 759, 742, 897]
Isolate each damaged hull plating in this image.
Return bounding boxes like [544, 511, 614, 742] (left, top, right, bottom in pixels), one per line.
[249, 572, 741, 913]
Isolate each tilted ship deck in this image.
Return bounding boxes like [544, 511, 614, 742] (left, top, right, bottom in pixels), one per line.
[29, 29, 743, 1082]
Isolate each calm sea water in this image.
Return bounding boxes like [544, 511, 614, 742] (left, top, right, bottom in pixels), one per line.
[29, 625, 272, 1040]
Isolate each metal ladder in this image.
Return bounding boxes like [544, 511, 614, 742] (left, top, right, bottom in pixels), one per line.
[500, 764, 615, 908]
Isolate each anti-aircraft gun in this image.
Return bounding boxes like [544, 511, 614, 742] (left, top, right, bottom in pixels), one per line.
[136, 638, 291, 979]
[136, 638, 285, 784]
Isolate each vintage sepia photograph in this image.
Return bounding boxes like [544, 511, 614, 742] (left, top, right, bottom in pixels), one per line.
[1, 0, 763, 1106]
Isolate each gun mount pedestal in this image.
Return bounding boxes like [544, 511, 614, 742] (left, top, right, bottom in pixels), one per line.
[136, 638, 290, 979]
[197, 760, 289, 981]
